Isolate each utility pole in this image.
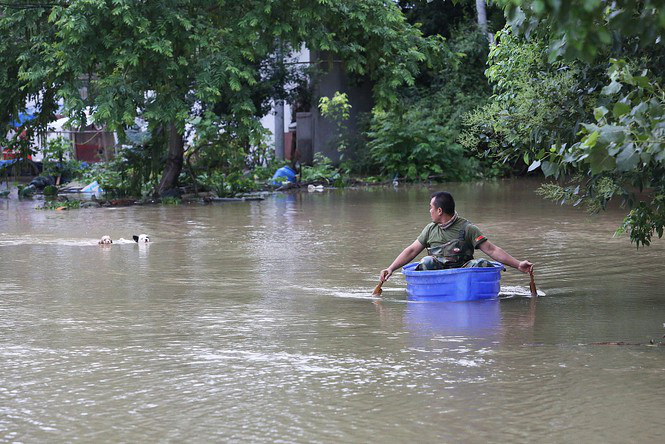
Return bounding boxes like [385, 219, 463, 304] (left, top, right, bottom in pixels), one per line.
[274, 39, 285, 160]
[476, 0, 493, 43]
[275, 101, 284, 160]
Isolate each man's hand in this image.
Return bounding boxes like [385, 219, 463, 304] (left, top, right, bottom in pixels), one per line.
[517, 260, 534, 274]
[479, 241, 534, 273]
[379, 240, 424, 283]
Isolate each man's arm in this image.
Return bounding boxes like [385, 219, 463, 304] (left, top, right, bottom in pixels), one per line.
[380, 240, 425, 282]
[478, 240, 533, 273]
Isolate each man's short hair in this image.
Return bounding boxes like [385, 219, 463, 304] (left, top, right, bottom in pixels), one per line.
[431, 191, 455, 215]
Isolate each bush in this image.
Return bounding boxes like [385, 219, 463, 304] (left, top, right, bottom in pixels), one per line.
[301, 153, 343, 185]
[39, 199, 81, 210]
[42, 137, 84, 181]
[365, 25, 490, 181]
[78, 143, 160, 197]
[196, 171, 258, 197]
[461, 22, 665, 246]
[161, 196, 181, 205]
[43, 185, 58, 196]
[460, 26, 599, 174]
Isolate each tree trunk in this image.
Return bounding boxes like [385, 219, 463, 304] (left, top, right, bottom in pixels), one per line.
[156, 123, 184, 196]
[475, 0, 493, 43]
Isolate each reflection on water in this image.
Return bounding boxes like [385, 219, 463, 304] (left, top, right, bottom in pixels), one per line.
[404, 300, 502, 339]
[1, 179, 664, 442]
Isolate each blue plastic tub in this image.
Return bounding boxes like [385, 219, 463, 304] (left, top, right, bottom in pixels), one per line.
[402, 261, 504, 302]
[271, 166, 297, 185]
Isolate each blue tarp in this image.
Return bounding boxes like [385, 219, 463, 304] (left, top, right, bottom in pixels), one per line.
[0, 159, 19, 169]
[10, 113, 36, 128]
[81, 180, 103, 193]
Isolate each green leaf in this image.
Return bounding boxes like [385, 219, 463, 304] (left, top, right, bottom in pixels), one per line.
[601, 81, 622, 96]
[612, 102, 631, 118]
[596, 125, 625, 145]
[633, 76, 650, 89]
[594, 106, 608, 121]
[583, 131, 599, 149]
[532, 0, 545, 15]
[597, 29, 611, 45]
[588, 145, 616, 174]
[615, 144, 640, 172]
[540, 161, 557, 177]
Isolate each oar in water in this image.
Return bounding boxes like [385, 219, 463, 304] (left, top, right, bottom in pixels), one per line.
[529, 268, 538, 297]
[372, 281, 384, 296]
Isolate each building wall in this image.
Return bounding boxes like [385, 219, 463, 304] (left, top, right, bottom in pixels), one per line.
[259, 46, 310, 152]
[261, 47, 374, 166]
[73, 125, 116, 162]
[309, 50, 374, 165]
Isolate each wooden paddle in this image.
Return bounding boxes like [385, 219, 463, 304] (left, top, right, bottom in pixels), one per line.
[529, 268, 538, 298]
[372, 281, 384, 296]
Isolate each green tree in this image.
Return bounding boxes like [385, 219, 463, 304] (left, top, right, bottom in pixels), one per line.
[499, 0, 665, 61]
[1, 0, 447, 195]
[536, 59, 665, 247]
[466, 1, 665, 246]
[398, 0, 504, 40]
[367, 23, 491, 181]
[461, 26, 600, 174]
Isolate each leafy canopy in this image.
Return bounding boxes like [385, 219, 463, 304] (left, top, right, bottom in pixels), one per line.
[499, 0, 665, 61]
[470, 1, 665, 246]
[1, 0, 450, 192]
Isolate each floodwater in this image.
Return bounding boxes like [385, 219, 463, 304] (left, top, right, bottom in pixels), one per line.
[1, 179, 664, 442]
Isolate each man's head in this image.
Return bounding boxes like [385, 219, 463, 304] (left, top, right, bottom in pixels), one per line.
[429, 191, 455, 222]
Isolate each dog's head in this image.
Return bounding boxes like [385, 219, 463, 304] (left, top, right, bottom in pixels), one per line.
[98, 235, 113, 245]
[133, 234, 150, 243]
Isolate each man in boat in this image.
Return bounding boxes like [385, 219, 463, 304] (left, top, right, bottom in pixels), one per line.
[379, 191, 534, 282]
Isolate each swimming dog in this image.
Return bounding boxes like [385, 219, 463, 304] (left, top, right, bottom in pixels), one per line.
[98, 235, 113, 245]
[133, 234, 150, 243]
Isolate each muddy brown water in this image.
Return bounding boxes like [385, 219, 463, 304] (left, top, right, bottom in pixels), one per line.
[1, 179, 664, 442]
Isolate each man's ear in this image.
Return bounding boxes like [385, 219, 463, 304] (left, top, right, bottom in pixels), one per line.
[133, 235, 139, 243]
